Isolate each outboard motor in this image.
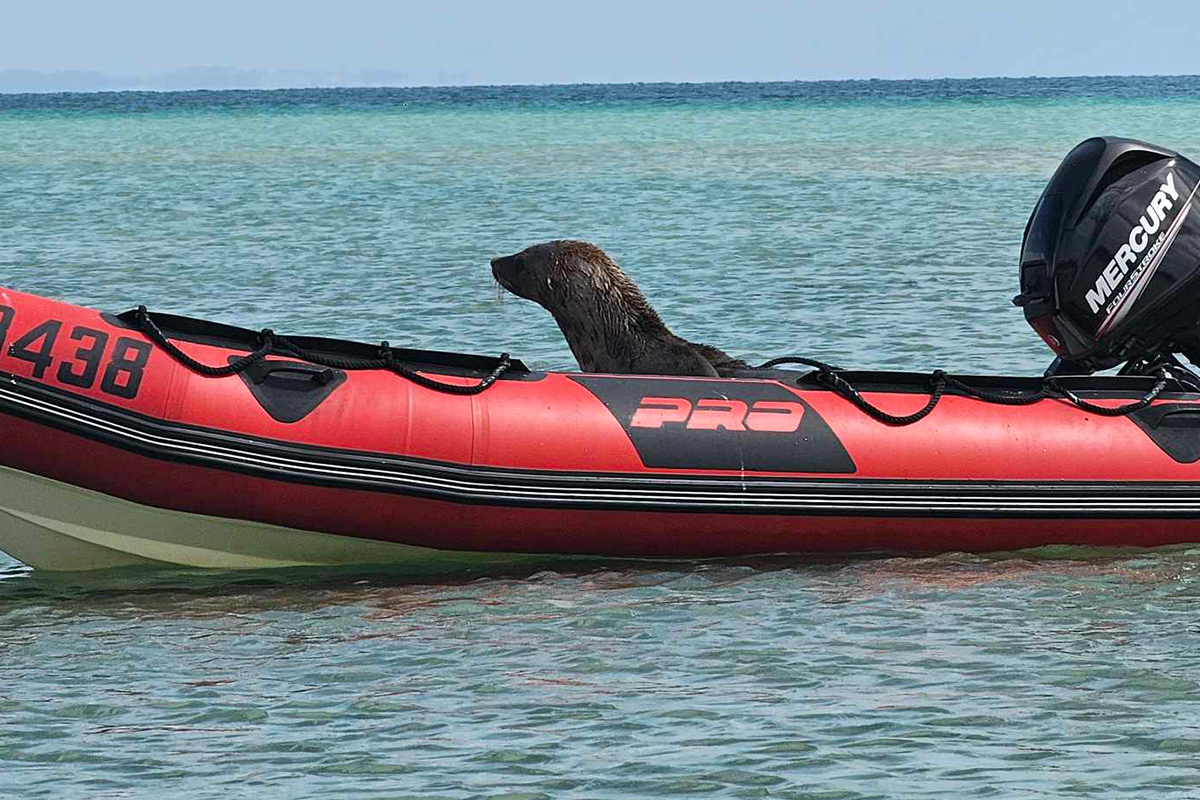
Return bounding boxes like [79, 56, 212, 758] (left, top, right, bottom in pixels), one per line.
[1015, 137, 1200, 376]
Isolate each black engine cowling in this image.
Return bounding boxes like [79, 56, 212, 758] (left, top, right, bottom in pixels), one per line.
[1017, 136, 1200, 373]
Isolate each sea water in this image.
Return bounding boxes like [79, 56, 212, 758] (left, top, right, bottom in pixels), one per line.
[2, 77, 1200, 798]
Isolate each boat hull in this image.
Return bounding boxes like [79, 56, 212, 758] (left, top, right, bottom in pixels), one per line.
[0, 463, 526, 572]
[3, 286, 1200, 570]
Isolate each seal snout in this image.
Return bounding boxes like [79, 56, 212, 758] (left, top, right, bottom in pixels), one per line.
[490, 252, 525, 292]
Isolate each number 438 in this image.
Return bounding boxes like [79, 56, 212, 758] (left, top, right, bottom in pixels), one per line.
[0, 306, 152, 399]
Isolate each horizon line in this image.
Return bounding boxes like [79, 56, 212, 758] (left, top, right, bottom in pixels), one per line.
[2, 70, 1199, 97]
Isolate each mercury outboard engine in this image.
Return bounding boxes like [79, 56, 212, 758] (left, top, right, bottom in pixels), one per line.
[1015, 136, 1200, 377]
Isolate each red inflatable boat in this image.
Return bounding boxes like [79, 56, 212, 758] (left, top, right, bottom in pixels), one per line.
[2, 285, 1199, 571]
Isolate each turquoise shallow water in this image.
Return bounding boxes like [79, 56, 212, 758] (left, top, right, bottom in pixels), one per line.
[4, 77, 1200, 797]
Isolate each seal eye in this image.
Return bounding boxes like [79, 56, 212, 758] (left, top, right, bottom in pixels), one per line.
[513, 254, 525, 272]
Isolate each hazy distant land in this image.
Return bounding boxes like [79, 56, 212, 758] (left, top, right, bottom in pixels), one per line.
[0, 67, 470, 93]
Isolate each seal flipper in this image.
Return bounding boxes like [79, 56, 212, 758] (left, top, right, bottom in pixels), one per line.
[690, 342, 750, 377]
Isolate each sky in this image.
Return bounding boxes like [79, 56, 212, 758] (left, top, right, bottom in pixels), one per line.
[3, 0, 1198, 91]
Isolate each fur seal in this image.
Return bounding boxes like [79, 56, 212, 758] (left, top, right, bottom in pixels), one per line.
[491, 240, 748, 377]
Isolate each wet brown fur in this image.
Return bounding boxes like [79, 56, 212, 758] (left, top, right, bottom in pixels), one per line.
[491, 240, 748, 377]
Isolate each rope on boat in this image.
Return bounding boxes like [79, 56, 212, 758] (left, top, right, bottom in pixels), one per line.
[134, 304, 1168, 415]
[755, 356, 1170, 426]
[134, 306, 511, 396]
[816, 369, 947, 426]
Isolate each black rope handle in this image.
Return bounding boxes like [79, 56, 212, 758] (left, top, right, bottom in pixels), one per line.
[816, 369, 948, 426]
[134, 307, 511, 396]
[137, 307, 275, 377]
[1045, 373, 1168, 416]
[755, 355, 841, 372]
[803, 362, 1169, 425]
[942, 374, 1053, 406]
[268, 333, 512, 396]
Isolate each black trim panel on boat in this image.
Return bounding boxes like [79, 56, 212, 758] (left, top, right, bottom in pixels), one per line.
[231, 357, 347, 424]
[1129, 403, 1200, 463]
[570, 375, 856, 473]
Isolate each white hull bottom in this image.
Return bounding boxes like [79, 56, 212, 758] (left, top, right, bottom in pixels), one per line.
[0, 464, 529, 572]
